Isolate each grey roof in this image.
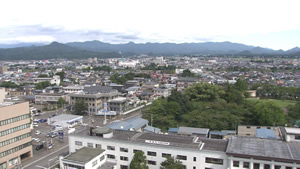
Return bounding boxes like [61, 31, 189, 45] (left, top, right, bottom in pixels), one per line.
[64, 147, 105, 164]
[177, 77, 199, 82]
[144, 126, 161, 133]
[106, 118, 148, 131]
[178, 127, 209, 135]
[125, 86, 141, 91]
[49, 114, 82, 122]
[72, 128, 228, 152]
[226, 136, 300, 162]
[83, 86, 115, 94]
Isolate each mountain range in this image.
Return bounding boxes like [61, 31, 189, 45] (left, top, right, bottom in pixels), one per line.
[0, 41, 300, 60]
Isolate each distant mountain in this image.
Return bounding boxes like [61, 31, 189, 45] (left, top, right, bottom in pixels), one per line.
[0, 43, 46, 48]
[0, 42, 121, 60]
[67, 41, 259, 55]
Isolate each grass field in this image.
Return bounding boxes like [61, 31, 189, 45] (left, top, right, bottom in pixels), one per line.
[247, 98, 296, 108]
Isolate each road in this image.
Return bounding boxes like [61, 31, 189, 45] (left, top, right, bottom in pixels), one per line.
[23, 145, 69, 169]
[22, 102, 151, 168]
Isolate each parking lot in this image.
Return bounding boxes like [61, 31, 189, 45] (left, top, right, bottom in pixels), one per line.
[31, 110, 69, 155]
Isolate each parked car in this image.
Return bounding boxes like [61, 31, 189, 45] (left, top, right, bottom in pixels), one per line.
[39, 119, 47, 123]
[33, 124, 38, 127]
[36, 144, 43, 150]
[48, 144, 53, 149]
[35, 130, 41, 135]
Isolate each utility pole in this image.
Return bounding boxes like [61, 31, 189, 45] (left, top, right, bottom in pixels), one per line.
[151, 114, 153, 126]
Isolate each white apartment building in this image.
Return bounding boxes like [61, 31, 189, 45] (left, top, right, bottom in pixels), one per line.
[67, 127, 300, 169]
[69, 127, 228, 169]
[33, 75, 60, 85]
[63, 85, 84, 94]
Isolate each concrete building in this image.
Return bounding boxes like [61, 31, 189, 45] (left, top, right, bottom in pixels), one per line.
[70, 86, 119, 114]
[227, 136, 300, 169]
[176, 77, 199, 91]
[0, 66, 8, 74]
[281, 127, 300, 142]
[237, 125, 280, 138]
[153, 88, 170, 98]
[35, 93, 65, 105]
[60, 147, 108, 169]
[67, 127, 300, 169]
[48, 114, 83, 128]
[33, 75, 60, 86]
[63, 85, 84, 94]
[108, 97, 129, 114]
[69, 127, 228, 169]
[0, 90, 32, 169]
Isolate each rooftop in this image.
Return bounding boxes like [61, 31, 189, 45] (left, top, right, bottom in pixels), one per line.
[49, 114, 82, 122]
[178, 126, 209, 135]
[285, 127, 300, 135]
[72, 128, 228, 152]
[226, 136, 300, 163]
[83, 86, 115, 94]
[63, 147, 105, 164]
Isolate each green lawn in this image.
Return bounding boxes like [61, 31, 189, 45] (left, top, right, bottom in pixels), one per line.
[247, 98, 296, 108]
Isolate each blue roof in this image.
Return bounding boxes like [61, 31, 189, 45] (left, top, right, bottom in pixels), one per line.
[125, 117, 148, 130]
[168, 128, 179, 133]
[144, 126, 161, 133]
[256, 128, 276, 139]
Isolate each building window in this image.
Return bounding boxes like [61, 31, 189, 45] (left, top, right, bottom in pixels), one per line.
[286, 167, 292, 169]
[295, 135, 300, 140]
[162, 153, 171, 158]
[120, 165, 128, 169]
[92, 160, 97, 167]
[243, 162, 250, 169]
[275, 166, 281, 169]
[257, 126, 261, 129]
[107, 154, 115, 159]
[0, 162, 7, 169]
[120, 147, 128, 152]
[96, 144, 101, 149]
[8, 157, 19, 167]
[177, 155, 187, 160]
[75, 141, 82, 146]
[87, 143, 93, 148]
[120, 156, 128, 161]
[246, 126, 251, 129]
[107, 146, 115, 150]
[233, 161, 239, 167]
[193, 157, 196, 162]
[193, 167, 196, 169]
[147, 151, 156, 156]
[205, 157, 223, 165]
[100, 155, 105, 161]
[264, 164, 270, 169]
[133, 149, 142, 153]
[148, 160, 156, 165]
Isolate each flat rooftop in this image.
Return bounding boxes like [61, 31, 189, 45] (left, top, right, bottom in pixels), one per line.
[0, 101, 26, 108]
[49, 114, 82, 122]
[63, 147, 105, 164]
[285, 127, 300, 135]
[226, 136, 300, 163]
[72, 128, 228, 152]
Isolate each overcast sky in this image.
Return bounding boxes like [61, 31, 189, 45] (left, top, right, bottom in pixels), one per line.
[0, 0, 300, 50]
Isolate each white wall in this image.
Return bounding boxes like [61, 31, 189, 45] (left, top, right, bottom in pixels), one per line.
[69, 135, 227, 169]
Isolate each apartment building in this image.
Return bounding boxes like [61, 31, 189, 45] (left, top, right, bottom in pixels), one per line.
[176, 77, 199, 91]
[0, 88, 32, 169]
[67, 127, 300, 169]
[33, 75, 60, 85]
[70, 86, 119, 114]
[68, 127, 228, 169]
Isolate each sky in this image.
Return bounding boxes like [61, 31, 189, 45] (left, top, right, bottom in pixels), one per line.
[0, 0, 300, 50]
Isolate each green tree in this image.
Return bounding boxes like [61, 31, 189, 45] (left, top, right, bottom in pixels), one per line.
[234, 78, 248, 91]
[184, 83, 225, 102]
[181, 69, 194, 77]
[74, 100, 88, 115]
[130, 151, 149, 169]
[0, 81, 19, 88]
[38, 74, 48, 77]
[254, 101, 285, 126]
[287, 102, 300, 119]
[57, 97, 65, 108]
[55, 71, 65, 82]
[160, 156, 184, 169]
[35, 81, 51, 90]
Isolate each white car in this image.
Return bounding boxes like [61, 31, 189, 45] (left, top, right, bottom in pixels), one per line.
[48, 144, 53, 149]
[35, 138, 40, 142]
[35, 130, 41, 135]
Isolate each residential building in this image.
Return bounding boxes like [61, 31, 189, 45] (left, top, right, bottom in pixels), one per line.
[176, 77, 199, 91]
[35, 93, 65, 105]
[33, 75, 60, 85]
[70, 86, 119, 114]
[63, 85, 84, 94]
[0, 89, 32, 169]
[69, 127, 228, 169]
[60, 147, 108, 169]
[153, 88, 169, 98]
[108, 97, 129, 114]
[0, 66, 7, 74]
[281, 127, 300, 142]
[237, 125, 280, 138]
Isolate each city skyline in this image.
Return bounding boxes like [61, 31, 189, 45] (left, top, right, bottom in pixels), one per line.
[0, 0, 300, 50]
